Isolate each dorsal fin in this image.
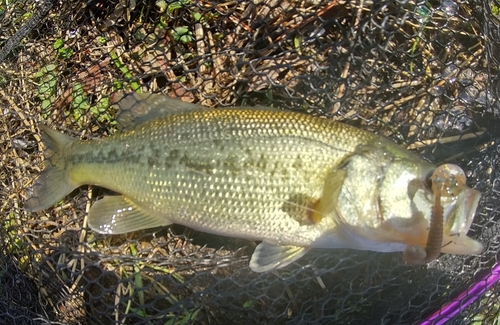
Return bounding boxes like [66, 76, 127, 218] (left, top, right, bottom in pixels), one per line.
[111, 91, 205, 131]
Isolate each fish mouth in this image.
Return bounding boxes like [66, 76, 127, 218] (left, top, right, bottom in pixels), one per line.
[439, 187, 483, 255]
[443, 187, 481, 236]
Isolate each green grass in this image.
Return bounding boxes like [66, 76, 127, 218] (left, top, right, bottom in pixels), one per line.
[471, 289, 500, 325]
[113, 242, 197, 324]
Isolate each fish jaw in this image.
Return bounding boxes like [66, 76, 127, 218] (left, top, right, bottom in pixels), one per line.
[440, 187, 483, 255]
[405, 169, 482, 256]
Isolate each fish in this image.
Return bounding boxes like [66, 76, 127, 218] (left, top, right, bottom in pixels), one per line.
[25, 92, 483, 272]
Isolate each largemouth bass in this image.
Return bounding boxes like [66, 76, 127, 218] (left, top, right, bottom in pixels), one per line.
[25, 92, 483, 272]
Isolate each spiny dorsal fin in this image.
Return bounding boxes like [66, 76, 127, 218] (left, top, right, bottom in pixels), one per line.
[111, 91, 204, 131]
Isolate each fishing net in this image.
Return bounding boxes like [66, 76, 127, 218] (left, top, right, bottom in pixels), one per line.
[1, 0, 499, 324]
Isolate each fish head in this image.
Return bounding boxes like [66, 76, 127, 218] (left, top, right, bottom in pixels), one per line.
[335, 141, 482, 257]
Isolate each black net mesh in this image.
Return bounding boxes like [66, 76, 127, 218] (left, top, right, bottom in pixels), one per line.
[1, 0, 500, 324]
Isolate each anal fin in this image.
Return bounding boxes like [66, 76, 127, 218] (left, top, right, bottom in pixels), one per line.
[249, 242, 310, 272]
[88, 195, 171, 234]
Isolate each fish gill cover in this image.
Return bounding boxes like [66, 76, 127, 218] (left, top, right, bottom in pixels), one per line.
[0, 0, 499, 324]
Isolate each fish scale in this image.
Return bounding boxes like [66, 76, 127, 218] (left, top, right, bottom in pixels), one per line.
[66, 110, 346, 241]
[25, 92, 483, 272]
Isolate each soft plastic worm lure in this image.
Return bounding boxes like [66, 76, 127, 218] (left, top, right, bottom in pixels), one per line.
[404, 164, 468, 264]
[425, 164, 467, 262]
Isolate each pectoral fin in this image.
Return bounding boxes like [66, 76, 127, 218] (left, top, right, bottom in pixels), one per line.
[311, 169, 347, 223]
[249, 242, 310, 272]
[88, 195, 171, 234]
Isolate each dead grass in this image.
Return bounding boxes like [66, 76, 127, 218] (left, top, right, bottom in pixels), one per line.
[0, 0, 497, 324]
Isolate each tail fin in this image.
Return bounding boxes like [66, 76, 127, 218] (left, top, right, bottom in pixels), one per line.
[24, 125, 78, 212]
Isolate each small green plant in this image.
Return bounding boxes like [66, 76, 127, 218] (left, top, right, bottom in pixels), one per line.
[119, 265, 151, 322]
[14, 11, 32, 23]
[4, 213, 23, 253]
[54, 39, 74, 59]
[294, 34, 303, 53]
[92, 96, 116, 125]
[243, 300, 253, 308]
[192, 11, 202, 22]
[112, 243, 195, 324]
[492, 2, 500, 17]
[0, 73, 7, 86]
[2, 212, 29, 270]
[165, 0, 191, 13]
[70, 83, 91, 125]
[97, 36, 107, 45]
[472, 289, 500, 325]
[118, 243, 154, 322]
[129, 243, 145, 308]
[68, 85, 116, 126]
[171, 26, 194, 44]
[164, 308, 200, 325]
[35, 64, 58, 118]
[110, 50, 141, 92]
[117, 266, 198, 324]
